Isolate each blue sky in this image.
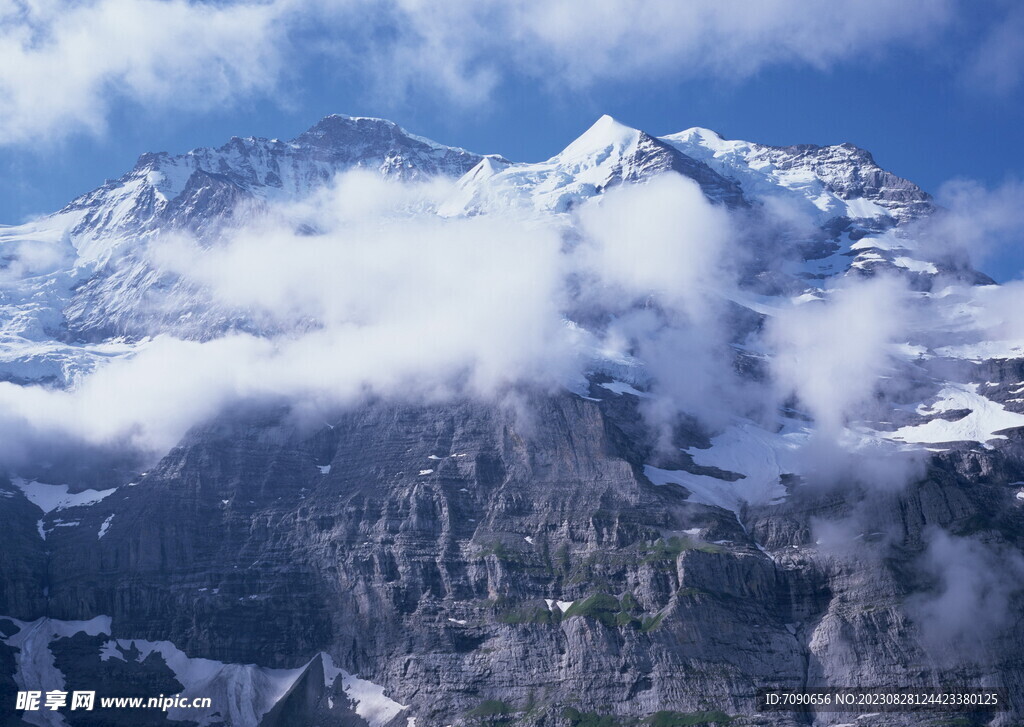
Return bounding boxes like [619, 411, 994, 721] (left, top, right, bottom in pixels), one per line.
[1, 0, 1022, 278]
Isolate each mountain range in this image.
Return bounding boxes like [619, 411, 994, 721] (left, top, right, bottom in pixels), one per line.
[0, 113, 1022, 727]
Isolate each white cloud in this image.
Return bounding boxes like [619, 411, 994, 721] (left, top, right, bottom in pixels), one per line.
[354, 0, 955, 104]
[0, 168, 989, 486]
[0, 171, 755, 459]
[0, 171, 582, 454]
[499, 0, 952, 84]
[0, 0, 963, 145]
[575, 174, 748, 432]
[920, 178, 1024, 269]
[766, 276, 909, 438]
[761, 274, 943, 490]
[0, 0, 286, 144]
[952, 279, 1024, 345]
[577, 174, 732, 313]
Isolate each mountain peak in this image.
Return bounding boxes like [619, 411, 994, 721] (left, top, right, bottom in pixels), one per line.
[294, 113, 403, 146]
[304, 113, 397, 132]
[53, 113, 488, 267]
[591, 113, 632, 132]
[557, 115, 642, 160]
[673, 126, 725, 144]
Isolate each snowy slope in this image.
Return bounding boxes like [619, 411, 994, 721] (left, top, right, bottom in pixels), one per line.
[441, 115, 744, 216]
[0, 115, 498, 383]
[659, 127, 987, 287]
[661, 126, 933, 223]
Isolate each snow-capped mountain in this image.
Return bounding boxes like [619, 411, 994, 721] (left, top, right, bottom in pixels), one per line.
[441, 115, 746, 215]
[0, 113, 1011, 448]
[0, 115, 498, 380]
[448, 115, 980, 291]
[662, 126, 934, 222]
[0, 112, 979, 377]
[3, 114, 1024, 727]
[64, 114, 493, 262]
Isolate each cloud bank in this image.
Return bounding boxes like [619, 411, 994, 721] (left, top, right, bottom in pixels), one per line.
[0, 171, 584, 454]
[0, 0, 965, 145]
[0, 169, 937, 479]
[0, 172, 746, 460]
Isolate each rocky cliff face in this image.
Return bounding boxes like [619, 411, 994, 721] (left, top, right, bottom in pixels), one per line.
[1, 115, 1022, 727]
[4, 387, 1023, 726]
[2, 391, 1024, 724]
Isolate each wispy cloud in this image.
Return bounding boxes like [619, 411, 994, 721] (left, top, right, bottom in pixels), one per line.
[920, 178, 1024, 271]
[767, 276, 909, 439]
[908, 527, 1024, 662]
[962, 2, 1024, 95]
[0, 0, 287, 144]
[0, 171, 579, 455]
[385, 0, 954, 90]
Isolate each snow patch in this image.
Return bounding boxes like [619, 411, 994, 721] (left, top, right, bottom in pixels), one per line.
[934, 340, 1024, 361]
[321, 654, 407, 726]
[844, 196, 888, 219]
[598, 380, 651, 398]
[341, 671, 408, 724]
[644, 420, 805, 514]
[893, 256, 938, 275]
[888, 384, 1024, 444]
[12, 478, 116, 514]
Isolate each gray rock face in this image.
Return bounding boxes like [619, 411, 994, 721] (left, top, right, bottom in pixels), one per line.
[3, 385, 1022, 726]
[750, 142, 934, 222]
[0, 485, 47, 620]
[614, 133, 747, 207]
